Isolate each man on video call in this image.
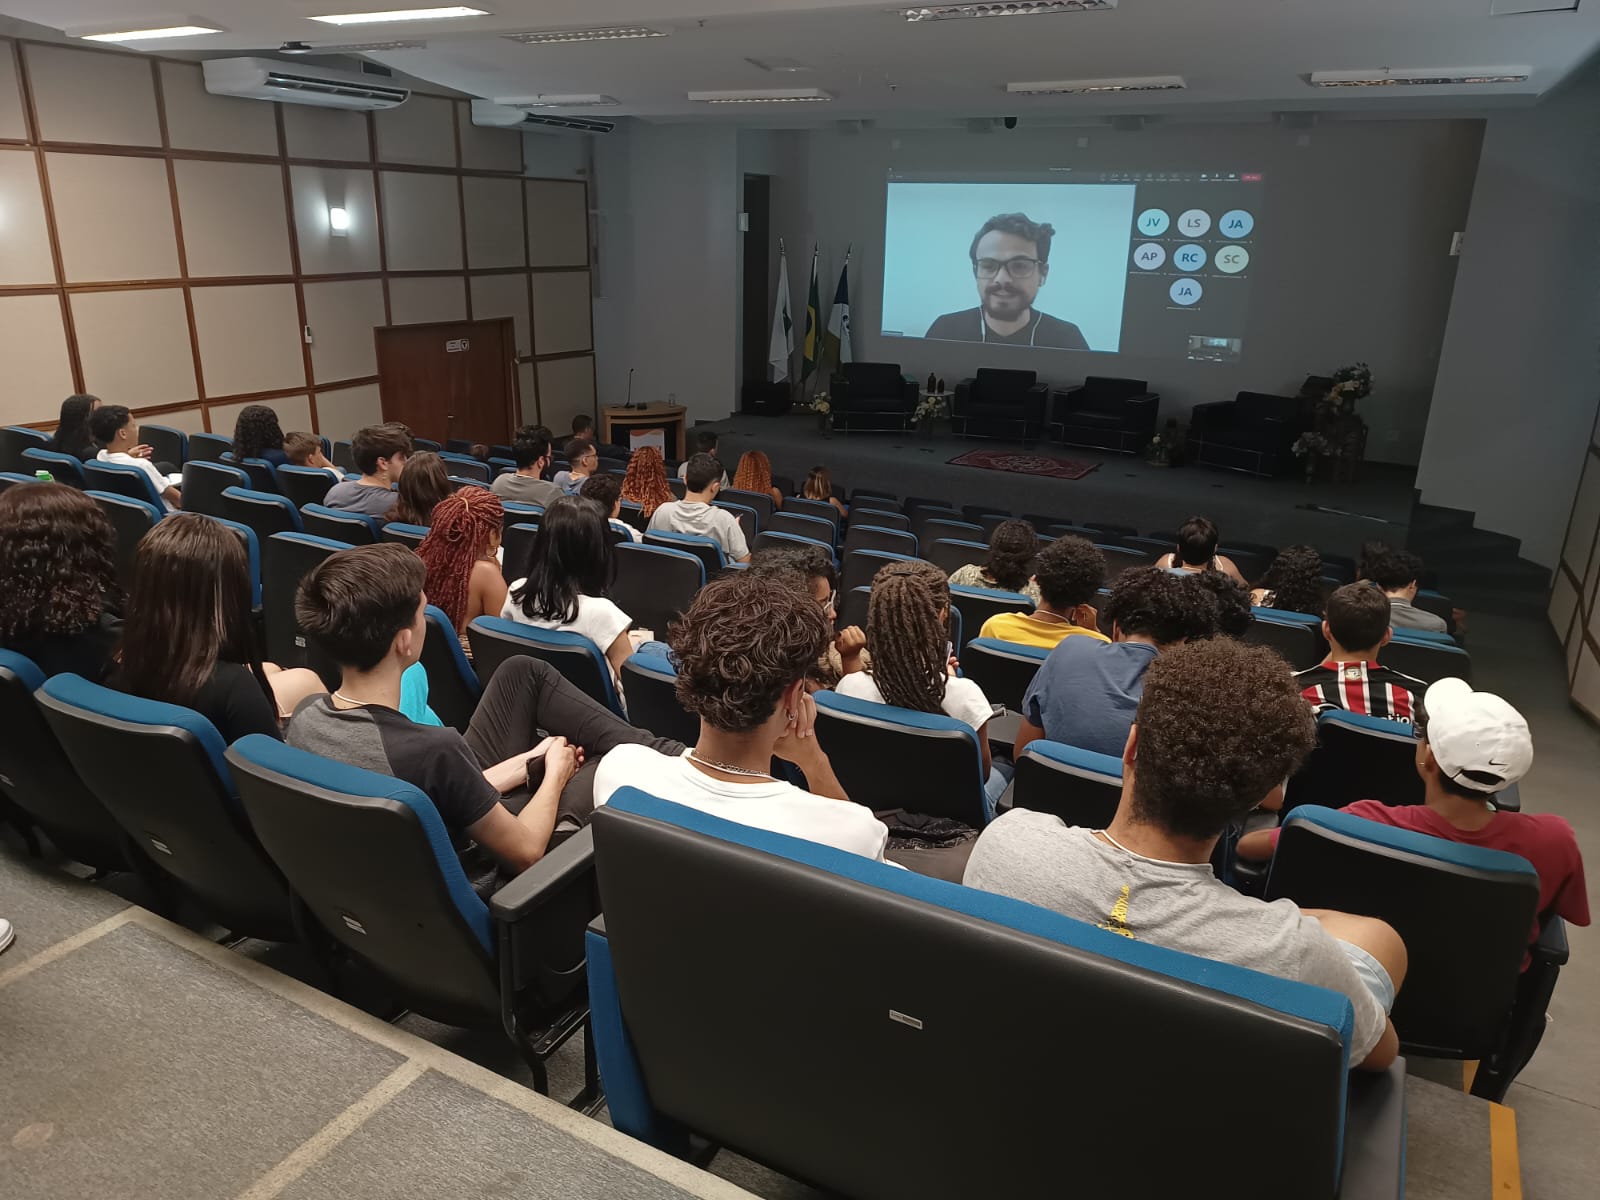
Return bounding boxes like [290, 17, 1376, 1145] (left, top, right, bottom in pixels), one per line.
[925, 212, 1089, 350]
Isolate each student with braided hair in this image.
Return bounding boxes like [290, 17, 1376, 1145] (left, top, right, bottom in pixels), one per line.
[415, 488, 508, 655]
[835, 560, 1011, 817]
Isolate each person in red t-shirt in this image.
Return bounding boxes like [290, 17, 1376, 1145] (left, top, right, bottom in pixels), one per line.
[1239, 678, 1590, 956]
[1294, 583, 1426, 725]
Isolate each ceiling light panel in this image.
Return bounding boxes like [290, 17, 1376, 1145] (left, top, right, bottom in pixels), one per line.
[310, 7, 488, 25]
[903, 2, 1115, 22]
[1008, 75, 1186, 95]
[502, 26, 668, 44]
[1308, 67, 1530, 87]
[79, 25, 222, 43]
[688, 89, 834, 104]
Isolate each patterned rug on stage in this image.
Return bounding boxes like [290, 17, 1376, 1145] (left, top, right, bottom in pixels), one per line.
[946, 448, 1100, 481]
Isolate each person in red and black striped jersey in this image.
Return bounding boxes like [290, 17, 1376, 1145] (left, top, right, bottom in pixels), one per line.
[1294, 583, 1425, 724]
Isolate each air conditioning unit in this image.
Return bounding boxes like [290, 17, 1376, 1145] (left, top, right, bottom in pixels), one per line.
[470, 98, 614, 133]
[202, 57, 410, 110]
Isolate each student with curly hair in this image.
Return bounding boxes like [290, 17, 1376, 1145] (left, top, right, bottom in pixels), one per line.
[47, 394, 101, 462]
[1014, 567, 1217, 759]
[732, 450, 784, 511]
[1153, 515, 1247, 585]
[415, 488, 508, 651]
[0, 483, 121, 680]
[579, 472, 642, 543]
[1369, 547, 1449, 634]
[389, 451, 452, 528]
[967, 638, 1407, 1072]
[978, 535, 1108, 649]
[748, 542, 866, 686]
[1251, 544, 1327, 618]
[593, 573, 888, 860]
[620, 445, 675, 518]
[1193, 568, 1254, 638]
[229, 404, 287, 466]
[837, 560, 1010, 816]
[801, 466, 848, 518]
[948, 518, 1041, 603]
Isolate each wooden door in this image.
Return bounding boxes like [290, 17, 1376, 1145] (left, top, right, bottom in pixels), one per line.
[374, 318, 517, 446]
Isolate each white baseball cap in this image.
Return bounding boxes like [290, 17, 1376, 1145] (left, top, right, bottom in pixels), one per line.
[1420, 677, 1533, 793]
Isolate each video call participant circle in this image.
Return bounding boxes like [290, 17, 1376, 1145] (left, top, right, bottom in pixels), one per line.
[1215, 245, 1250, 275]
[1172, 244, 1208, 272]
[1176, 209, 1212, 237]
[1136, 208, 1170, 236]
[1219, 209, 1254, 238]
[1169, 278, 1203, 306]
[1133, 242, 1167, 270]
[924, 212, 1090, 349]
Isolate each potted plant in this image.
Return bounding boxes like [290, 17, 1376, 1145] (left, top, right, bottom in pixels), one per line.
[812, 395, 831, 432]
[1292, 431, 1333, 483]
[913, 392, 948, 437]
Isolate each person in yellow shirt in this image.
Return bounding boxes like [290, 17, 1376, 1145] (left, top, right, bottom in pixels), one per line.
[978, 535, 1110, 650]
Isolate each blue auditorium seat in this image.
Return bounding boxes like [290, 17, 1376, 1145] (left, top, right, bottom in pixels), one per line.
[421, 607, 480, 732]
[467, 617, 623, 716]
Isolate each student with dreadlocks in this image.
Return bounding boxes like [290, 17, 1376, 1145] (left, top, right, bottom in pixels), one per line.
[835, 560, 1011, 817]
[415, 488, 508, 656]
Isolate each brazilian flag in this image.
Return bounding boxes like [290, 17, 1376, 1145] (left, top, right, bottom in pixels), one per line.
[801, 245, 821, 382]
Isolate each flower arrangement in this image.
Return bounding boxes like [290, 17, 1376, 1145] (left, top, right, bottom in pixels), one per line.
[813, 396, 831, 415]
[914, 393, 949, 424]
[1322, 363, 1373, 415]
[1292, 431, 1332, 458]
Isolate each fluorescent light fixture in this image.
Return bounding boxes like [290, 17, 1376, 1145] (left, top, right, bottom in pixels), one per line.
[1309, 67, 1529, 87]
[502, 26, 667, 44]
[329, 207, 351, 235]
[80, 25, 222, 43]
[903, 2, 1114, 22]
[495, 94, 618, 108]
[688, 88, 834, 104]
[310, 7, 488, 25]
[1008, 75, 1185, 95]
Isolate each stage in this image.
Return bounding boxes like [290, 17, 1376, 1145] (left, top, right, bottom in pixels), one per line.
[706, 411, 1418, 561]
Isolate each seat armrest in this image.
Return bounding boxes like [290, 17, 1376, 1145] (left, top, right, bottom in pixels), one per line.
[492, 826, 597, 997]
[1533, 913, 1570, 968]
[1127, 391, 1159, 406]
[953, 378, 976, 414]
[1338, 1059, 1407, 1200]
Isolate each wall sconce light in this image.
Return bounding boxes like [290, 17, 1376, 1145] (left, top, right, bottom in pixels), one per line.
[329, 207, 350, 237]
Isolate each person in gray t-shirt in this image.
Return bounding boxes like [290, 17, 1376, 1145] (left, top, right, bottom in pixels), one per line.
[1369, 548, 1449, 634]
[648, 452, 750, 562]
[491, 423, 563, 508]
[322, 423, 410, 522]
[966, 638, 1407, 1071]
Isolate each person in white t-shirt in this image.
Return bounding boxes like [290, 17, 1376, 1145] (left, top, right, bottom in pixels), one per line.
[594, 572, 889, 862]
[502, 495, 633, 684]
[833, 560, 1010, 818]
[648, 452, 750, 563]
[89, 404, 180, 512]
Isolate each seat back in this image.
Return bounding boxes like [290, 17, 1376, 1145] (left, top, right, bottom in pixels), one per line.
[331, 439, 355, 471]
[87, 491, 162, 592]
[262, 533, 348, 668]
[813, 690, 988, 826]
[21, 448, 86, 487]
[275, 465, 336, 509]
[380, 521, 429, 550]
[422, 607, 481, 732]
[501, 501, 544, 535]
[37, 675, 294, 940]
[921, 518, 985, 547]
[766, 511, 836, 545]
[500, 522, 540, 585]
[753, 530, 833, 560]
[186, 431, 233, 463]
[467, 617, 622, 715]
[841, 548, 918, 595]
[1243, 611, 1325, 670]
[227, 736, 501, 1026]
[619, 653, 699, 744]
[1098, 543, 1154, 578]
[1285, 712, 1422, 815]
[181, 460, 250, 517]
[711, 500, 758, 545]
[82, 459, 165, 508]
[927, 537, 990, 576]
[644, 530, 723, 577]
[908, 507, 965, 544]
[838, 585, 871, 633]
[848, 506, 909, 531]
[973, 366, 1037, 398]
[439, 453, 489, 483]
[1012, 741, 1124, 828]
[1265, 805, 1540, 1058]
[0, 651, 130, 870]
[718, 487, 773, 523]
[231, 457, 279, 493]
[220, 486, 302, 539]
[589, 790, 1358, 1198]
[849, 487, 897, 507]
[301, 503, 378, 545]
[841, 361, 905, 394]
[209, 518, 263, 608]
[612, 544, 705, 638]
[137, 423, 188, 467]
[959, 638, 1048, 712]
[948, 585, 1033, 651]
[0, 472, 39, 493]
[782, 497, 842, 535]
[842, 523, 918, 559]
[0, 425, 51, 473]
[1382, 633, 1472, 685]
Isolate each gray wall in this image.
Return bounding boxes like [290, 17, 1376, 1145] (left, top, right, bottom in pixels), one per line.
[1416, 66, 1600, 570]
[755, 118, 1483, 465]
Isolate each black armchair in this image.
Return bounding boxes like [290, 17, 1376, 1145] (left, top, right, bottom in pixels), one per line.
[829, 362, 917, 432]
[952, 368, 1048, 440]
[1188, 390, 1306, 477]
[1053, 375, 1159, 453]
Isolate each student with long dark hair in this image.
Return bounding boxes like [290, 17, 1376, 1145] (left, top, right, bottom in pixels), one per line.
[503, 496, 632, 681]
[47, 394, 102, 462]
[115, 515, 323, 741]
[390, 450, 451, 527]
[230, 404, 287, 466]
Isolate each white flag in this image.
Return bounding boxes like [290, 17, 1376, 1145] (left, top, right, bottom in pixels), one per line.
[768, 245, 794, 383]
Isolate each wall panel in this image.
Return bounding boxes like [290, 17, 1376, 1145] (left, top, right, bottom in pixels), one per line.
[464, 175, 524, 269]
[316, 382, 384, 440]
[282, 105, 369, 162]
[375, 94, 455, 167]
[525, 179, 588, 267]
[459, 108, 522, 172]
[531, 272, 594, 355]
[381, 171, 464, 271]
[71, 288, 197, 408]
[0, 295, 73, 421]
[304, 279, 385, 383]
[48, 153, 179, 282]
[0, 150, 56, 285]
[159, 62, 278, 156]
[470, 273, 532, 356]
[175, 160, 293, 277]
[536, 355, 595, 433]
[388, 276, 467, 326]
[208, 395, 313, 443]
[25, 44, 161, 147]
[291, 165, 381, 275]
[192, 284, 304, 397]
[0, 42, 26, 140]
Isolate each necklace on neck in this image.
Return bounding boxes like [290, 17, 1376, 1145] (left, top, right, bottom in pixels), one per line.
[687, 749, 774, 781]
[331, 690, 373, 709]
[1031, 608, 1073, 625]
[1099, 827, 1138, 855]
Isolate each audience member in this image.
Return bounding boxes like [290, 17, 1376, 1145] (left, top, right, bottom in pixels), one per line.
[677, 430, 729, 486]
[571, 414, 594, 439]
[390, 450, 451, 527]
[503, 496, 632, 682]
[46, 394, 101, 462]
[837, 561, 1011, 816]
[1015, 567, 1217, 760]
[0, 483, 121, 680]
[593, 573, 888, 861]
[1238, 680, 1589, 955]
[1370, 548, 1449, 634]
[732, 450, 784, 511]
[620, 446, 675, 518]
[573, 412, 630, 458]
[1251, 544, 1326, 617]
[416, 489, 508, 650]
[90, 404, 179, 511]
[1194, 568, 1254, 638]
[1154, 515, 1248, 585]
[579, 472, 642, 543]
[949, 518, 1041, 603]
[323, 423, 410, 520]
[289, 545, 581, 874]
[1296, 583, 1425, 723]
[230, 404, 287, 467]
[1358, 540, 1392, 585]
[553, 437, 598, 495]
[115, 514, 323, 741]
[747, 543, 866, 687]
[283, 432, 343, 481]
[801, 466, 848, 517]
[965, 638, 1406, 1072]
[648, 452, 750, 563]
[491, 424, 562, 507]
[977, 535, 1107, 649]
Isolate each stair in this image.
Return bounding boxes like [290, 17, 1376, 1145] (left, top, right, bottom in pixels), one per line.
[1407, 497, 1551, 617]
